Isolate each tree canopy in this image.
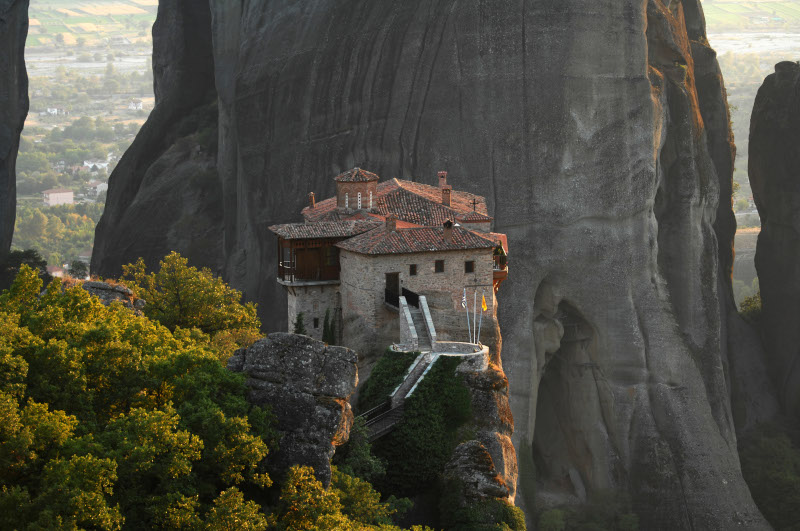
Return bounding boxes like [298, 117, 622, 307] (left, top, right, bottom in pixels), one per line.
[0, 259, 425, 530]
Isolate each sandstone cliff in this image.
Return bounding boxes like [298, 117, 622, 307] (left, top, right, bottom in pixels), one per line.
[92, 0, 769, 527]
[750, 61, 800, 418]
[0, 0, 29, 260]
[228, 333, 358, 486]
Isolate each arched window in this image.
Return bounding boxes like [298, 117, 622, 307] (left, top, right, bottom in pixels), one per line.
[357, 192, 362, 209]
[345, 193, 349, 209]
[369, 191, 373, 209]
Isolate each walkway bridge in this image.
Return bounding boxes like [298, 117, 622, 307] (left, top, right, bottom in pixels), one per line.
[358, 295, 488, 442]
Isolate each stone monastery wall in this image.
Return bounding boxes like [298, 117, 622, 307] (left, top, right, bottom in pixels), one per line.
[339, 246, 496, 358]
[287, 284, 339, 341]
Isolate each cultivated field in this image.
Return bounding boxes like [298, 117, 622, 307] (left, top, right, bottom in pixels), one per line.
[704, 0, 800, 29]
[27, 0, 157, 47]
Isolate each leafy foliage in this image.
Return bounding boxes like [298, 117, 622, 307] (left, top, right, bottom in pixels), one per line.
[439, 484, 526, 531]
[373, 357, 473, 496]
[0, 248, 51, 291]
[739, 291, 762, 324]
[0, 265, 276, 529]
[13, 203, 105, 268]
[357, 350, 418, 412]
[0, 261, 432, 530]
[273, 465, 425, 531]
[739, 423, 800, 530]
[120, 252, 261, 360]
[293, 312, 307, 336]
[333, 416, 386, 483]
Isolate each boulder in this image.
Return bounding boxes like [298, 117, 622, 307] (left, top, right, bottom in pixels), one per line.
[227, 333, 358, 485]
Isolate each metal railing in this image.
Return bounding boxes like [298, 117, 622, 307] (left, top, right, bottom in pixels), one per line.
[385, 289, 400, 308]
[402, 288, 420, 308]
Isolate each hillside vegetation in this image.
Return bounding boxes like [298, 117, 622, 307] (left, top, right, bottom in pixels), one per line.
[0, 254, 432, 530]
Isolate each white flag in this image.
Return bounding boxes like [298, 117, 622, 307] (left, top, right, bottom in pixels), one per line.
[461, 288, 467, 308]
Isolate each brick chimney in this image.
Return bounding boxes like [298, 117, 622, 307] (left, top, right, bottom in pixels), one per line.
[308, 192, 316, 209]
[443, 220, 454, 243]
[438, 171, 448, 188]
[386, 214, 397, 232]
[442, 185, 452, 207]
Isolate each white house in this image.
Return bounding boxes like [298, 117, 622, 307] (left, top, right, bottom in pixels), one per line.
[86, 180, 108, 197]
[128, 99, 143, 111]
[42, 188, 74, 206]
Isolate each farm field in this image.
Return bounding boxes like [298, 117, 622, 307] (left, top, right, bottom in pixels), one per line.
[704, 0, 800, 30]
[27, 0, 156, 48]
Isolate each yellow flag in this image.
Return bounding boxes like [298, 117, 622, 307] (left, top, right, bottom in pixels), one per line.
[481, 294, 488, 311]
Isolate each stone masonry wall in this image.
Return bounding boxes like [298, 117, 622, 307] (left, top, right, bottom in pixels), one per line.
[335, 181, 378, 211]
[287, 283, 340, 341]
[339, 246, 496, 360]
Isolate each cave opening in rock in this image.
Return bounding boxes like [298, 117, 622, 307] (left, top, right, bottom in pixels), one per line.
[532, 301, 601, 507]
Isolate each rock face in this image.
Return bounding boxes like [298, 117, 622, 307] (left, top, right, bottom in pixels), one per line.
[91, 0, 222, 276]
[750, 61, 800, 417]
[444, 355, 517, 506]
[227, 333, 358, 485]
[0, 0, 29, 260]
[93, 0, 770, 527]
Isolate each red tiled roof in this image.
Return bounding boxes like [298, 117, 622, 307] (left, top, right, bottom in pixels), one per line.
[336, 225, 498, 255]
[334, 167, 379, 182]
[303, 178, 488, 226]
[268, 220, 382, 240]
[457, 211, 493, 223]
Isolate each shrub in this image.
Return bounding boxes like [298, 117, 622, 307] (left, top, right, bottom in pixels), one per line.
[357, 350, 418, 412]
[739, 423, 800, 529]
[739, 291, 762, 324]
[539, 509, 566, 531]
[373, 356, 473, 495]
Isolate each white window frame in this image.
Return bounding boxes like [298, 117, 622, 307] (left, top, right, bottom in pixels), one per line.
[357, 192, 362, 209]
[345, 193, 349, 209]
[369, 191, 373, 209]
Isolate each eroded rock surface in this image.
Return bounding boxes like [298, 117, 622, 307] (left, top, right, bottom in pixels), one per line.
[91, 0, 222, 277]
[93, 0, 769, 526]
[444, 356, 517, 506]
[750, 61, 800, 417]
[227, 333, 358, 485]
[0, 0, 29, 260]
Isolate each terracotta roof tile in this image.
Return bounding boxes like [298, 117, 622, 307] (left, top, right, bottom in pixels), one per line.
[336, 225, 498, 255]
[268, 220, 382, 240]
[334, 167, 380, 182]
[457, 211, 493, 222]
[302, 178, 488, 226]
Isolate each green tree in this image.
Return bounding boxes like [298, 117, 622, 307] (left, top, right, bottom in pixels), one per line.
[0, 265, 276, 528]
[0, 249, 51, 291]
[68, 260, 88, 279]
[121, 252, 261, 358]
[294, 312, 307, 335]
[323, 308, 335, 344]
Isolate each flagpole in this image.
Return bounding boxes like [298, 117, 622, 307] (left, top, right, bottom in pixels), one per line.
[463, 288, 471, 344]
[473, 290, 478, 343]
[477, 289, 484, 344]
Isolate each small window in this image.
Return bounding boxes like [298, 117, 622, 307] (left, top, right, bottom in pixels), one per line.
[410, 264, 417, 276]
[435, 260, 445, 273]
[358, 192, 362, 209]
[345, 193, 349, 209]
[369, 191, 373, 209]
[313, 302, 319, 312]
[465, 261, 475, 274]
[313, 318, 320, 329]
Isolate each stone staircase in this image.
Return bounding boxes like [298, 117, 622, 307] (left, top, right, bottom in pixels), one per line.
[361, 352, 439, 441]
[409, 308, 432, 351]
